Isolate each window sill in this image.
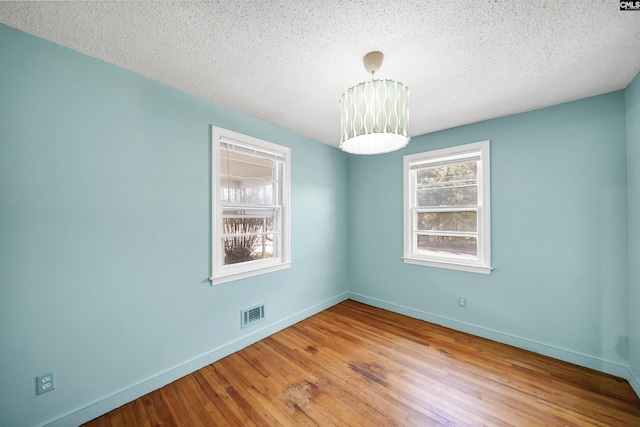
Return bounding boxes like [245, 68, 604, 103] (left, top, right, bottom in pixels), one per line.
[403, 257, 492, 275]
[210, 261, 292, 285]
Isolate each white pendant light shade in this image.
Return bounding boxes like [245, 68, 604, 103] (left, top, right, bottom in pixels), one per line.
[339, 51, 410, 155]
[340, 79, 410, 155]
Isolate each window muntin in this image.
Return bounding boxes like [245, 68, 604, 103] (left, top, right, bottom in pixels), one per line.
[211, 127, 291, 284]
[403, 141, 491, 274]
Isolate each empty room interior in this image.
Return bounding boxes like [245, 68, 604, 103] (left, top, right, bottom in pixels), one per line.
[2, 2, 640, 426]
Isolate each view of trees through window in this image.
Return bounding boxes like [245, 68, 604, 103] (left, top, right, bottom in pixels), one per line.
[415, 161, 478, 258]
[223, 211, 275, 265]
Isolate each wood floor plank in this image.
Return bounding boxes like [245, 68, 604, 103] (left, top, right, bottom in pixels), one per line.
[174, 375, 218, 426]
[192, 369, 248, 426]
[83, 300, 640, 426]
[198, 365, 260, 426]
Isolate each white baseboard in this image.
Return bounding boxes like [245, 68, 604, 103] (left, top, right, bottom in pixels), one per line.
[44, 292, 349, 427]
[629, 366, 640, 397]
[348, 292, 633, 381]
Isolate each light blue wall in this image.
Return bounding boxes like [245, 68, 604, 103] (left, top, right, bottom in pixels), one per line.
[0, 24, 349, 427]
[627, 72, 640, 395]
[349, 91, 630, 375]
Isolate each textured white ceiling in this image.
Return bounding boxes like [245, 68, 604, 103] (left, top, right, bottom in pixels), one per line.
[1, 1, 640, 147]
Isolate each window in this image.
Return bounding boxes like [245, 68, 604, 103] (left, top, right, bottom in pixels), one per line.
[403, 140, 491, 274]
[211, 127, 291, 284]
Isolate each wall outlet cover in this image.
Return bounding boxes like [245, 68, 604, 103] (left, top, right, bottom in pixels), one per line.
[36, 372, 55, 395]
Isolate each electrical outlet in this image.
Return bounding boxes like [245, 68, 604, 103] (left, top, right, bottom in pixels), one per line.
[458, 297, 467, 308]
[36, 372, 55, 395]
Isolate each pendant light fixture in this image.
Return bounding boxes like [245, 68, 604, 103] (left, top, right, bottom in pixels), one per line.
[339, 51, 410, 155]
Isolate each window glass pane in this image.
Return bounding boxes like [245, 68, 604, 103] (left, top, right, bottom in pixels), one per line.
[417, 186, 477, 207]
[220, 182, 274, 205]
[417, 235, 477, 258]
[223, 234, 275, 265]
[417, 211, 477, 232]
[223, 215, 274, 234]
[220, 149, 274, 174]
[220, 149, 275, 205]
[223, 157, 273, 176]
[417, 161, 477, 184]
[223, 237, 254, 265]
[222, 209, 276, 265]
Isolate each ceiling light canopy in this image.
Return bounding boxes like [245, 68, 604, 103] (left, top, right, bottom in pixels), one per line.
[340, 51, 410, 155]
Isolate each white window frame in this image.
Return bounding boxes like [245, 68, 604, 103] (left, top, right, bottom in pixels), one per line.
[403, 140, 492, 274]
[210, 126, 291, 285]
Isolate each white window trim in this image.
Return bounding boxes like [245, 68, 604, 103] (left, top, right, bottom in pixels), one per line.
[403, 140, 492, 274]
[210, 127, 291, 285]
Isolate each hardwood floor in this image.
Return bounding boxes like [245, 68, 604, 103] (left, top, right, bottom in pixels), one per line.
[83, 300, 640, 426]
